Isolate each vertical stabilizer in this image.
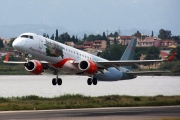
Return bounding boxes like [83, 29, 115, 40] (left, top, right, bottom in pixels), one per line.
[120, 38, 137, 70]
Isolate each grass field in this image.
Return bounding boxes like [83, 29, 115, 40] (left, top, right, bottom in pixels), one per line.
[0, 94, 180, 111]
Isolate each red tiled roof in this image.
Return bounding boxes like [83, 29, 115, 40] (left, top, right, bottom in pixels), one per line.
[94, 40, 104, 42]
[74, 45, 84, 49]
[120, 36, 134, 39]
[160, 51, 168, 57]
[161, 40, 173, 42]
[83, 41, 93, 45]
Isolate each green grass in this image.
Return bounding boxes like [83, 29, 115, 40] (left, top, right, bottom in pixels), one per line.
[0, 94, 180, 111]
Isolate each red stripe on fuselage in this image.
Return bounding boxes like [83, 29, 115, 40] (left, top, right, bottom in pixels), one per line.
[52, 58, 74, 68]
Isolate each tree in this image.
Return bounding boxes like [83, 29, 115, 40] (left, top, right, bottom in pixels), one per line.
[102, 32, 107, 40]
[43, 33, 46, 37]
[6, 38, 16, 47]
[46, 34, 49, 38]
[71, 35, 75, 43]
[64, 32, 71, 41]
[100, 44, 126, 60]
[86, 34, 103, 41]
[114, 32, 118, 44]
[0, 39, 4, 48]
[172, 35, 180, 44]
[151, 31, 154, 37]
[50, 34, 54, 40]
[114, 36, 117, 44]
[166, 30, 172, 39]
[108, 33, 114, 37]
[83, 33, 87, 41]
[55, 29, 59, 41]
[134, 47, 147, 60]
[76, 40, 84, 45]
[134, 31, 141, 38]
[74, 35, 79, 44]
[158, 29, 172, 40]
[43, 33, 49, 38]
[145, 46, 160, 60]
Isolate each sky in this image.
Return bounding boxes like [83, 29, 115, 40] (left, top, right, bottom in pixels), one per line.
[0, 0, 180, 36]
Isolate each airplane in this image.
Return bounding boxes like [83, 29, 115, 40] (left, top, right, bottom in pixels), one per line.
[3, 33, 174, 86]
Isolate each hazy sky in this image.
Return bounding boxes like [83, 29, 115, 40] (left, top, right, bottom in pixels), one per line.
[0, 0, 180, 35]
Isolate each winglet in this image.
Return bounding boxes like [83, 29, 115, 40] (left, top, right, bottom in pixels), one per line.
[4, 52, 10, 62]
[168, 50, 176, 62]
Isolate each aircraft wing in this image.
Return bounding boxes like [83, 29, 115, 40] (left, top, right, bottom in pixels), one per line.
[95, 59, 166, 69]
[3, 52, 48, 64]
[126, 71, 170, 76]
[3, 61, 48, 64]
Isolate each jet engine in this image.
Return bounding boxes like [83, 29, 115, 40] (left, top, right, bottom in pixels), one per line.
[24, 60, 43, 75]
[78, 60, 98, 74]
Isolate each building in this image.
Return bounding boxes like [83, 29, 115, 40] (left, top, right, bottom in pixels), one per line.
[107, 36, 120, 44]
[83, 41, 94, 49]
[65, 41, 74, 47]
[137, 37, 157, 47]
[159, 40, 175, 47]
[107, 35, 135, 45]
[137, 36, 176, 48]
[159, 50, 170, 59]
[1, 38, 11, 44]
[93, 40, 106, 50]
[119, 36, 134, 45]
[73, 45, 84, 50]
[0, 51, 7, 58]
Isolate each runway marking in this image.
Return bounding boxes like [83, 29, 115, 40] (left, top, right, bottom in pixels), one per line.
[0, 105, 180, 114]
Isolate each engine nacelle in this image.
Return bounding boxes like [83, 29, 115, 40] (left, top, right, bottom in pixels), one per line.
[78, 60, 98, 74]
[24, 60, 43, 75]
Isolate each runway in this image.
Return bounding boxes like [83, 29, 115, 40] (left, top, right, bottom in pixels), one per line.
[0, 106, 180, 120]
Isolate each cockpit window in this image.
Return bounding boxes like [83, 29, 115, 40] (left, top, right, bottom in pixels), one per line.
[29, 36, 33, 39]
[21, 35, 29, 38]
[21, 35, 34, 39]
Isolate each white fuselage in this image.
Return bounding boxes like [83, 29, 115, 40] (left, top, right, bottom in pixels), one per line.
[13, 33, 132, 81]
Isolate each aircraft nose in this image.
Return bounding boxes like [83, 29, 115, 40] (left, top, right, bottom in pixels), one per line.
[12, 38, 21, 50]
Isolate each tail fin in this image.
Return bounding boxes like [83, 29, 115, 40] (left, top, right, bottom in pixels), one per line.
[120, 38, 137, 70]
[168, 50, 176, 62]
[120, 38, 136, 60]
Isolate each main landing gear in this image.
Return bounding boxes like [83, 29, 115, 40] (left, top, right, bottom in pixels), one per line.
[87, 77, 98, 85]
[52, 72, 62, 86]
[52, 77, 62, 86]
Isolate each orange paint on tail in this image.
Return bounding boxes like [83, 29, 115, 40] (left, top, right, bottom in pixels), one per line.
[168, 50, 176, 62]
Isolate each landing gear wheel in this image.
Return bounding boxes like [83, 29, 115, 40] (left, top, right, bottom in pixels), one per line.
[92, 78, 98, 85]
[87, 78, 92, 85]
[52, 78, 57, 85]
[57, 78, 62, 85]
